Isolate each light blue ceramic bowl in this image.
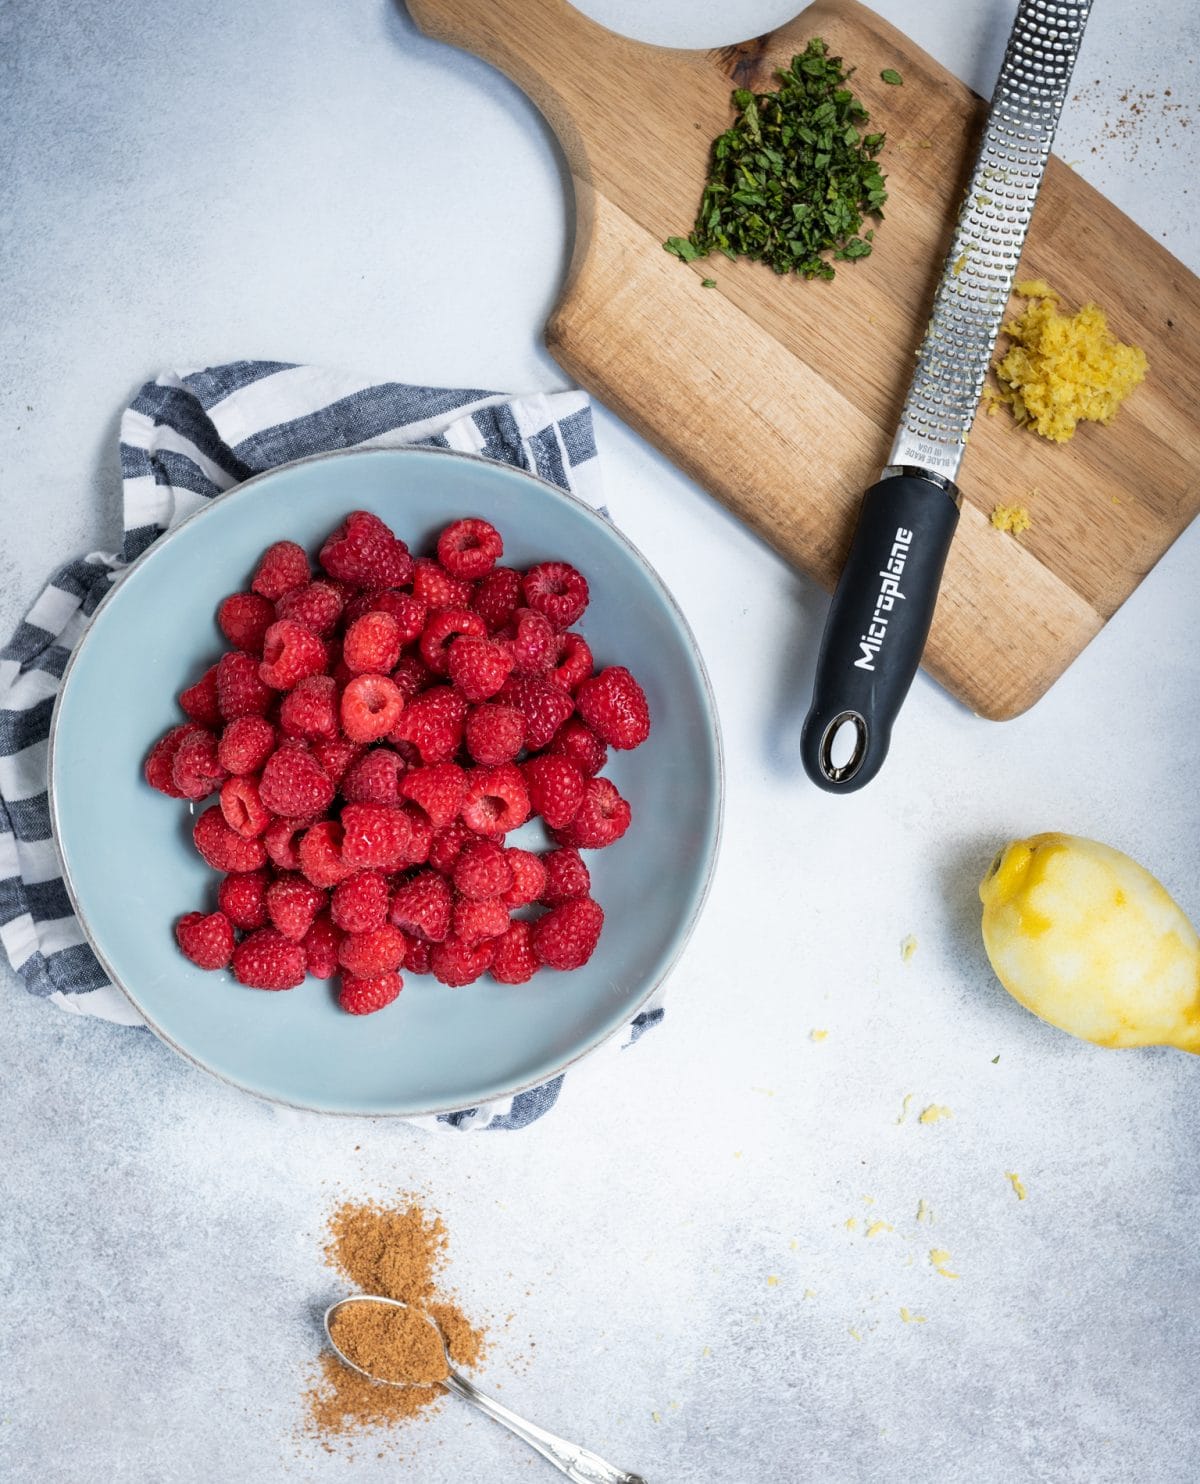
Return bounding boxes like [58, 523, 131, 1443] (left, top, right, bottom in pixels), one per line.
[49, 448, 722, 1115]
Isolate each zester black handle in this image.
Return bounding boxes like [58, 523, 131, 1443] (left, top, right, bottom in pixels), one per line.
[801, 472, 960, 793]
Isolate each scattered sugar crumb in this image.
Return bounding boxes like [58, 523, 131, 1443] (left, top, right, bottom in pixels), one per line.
[916, 1199, 934, 1225]
[899, 1307, 928, 1324]
[991, 504, 1032, 535]
[866, 1221, 894, 1239]
[900, 934, 918, 962]
[1006, 1171, 1027, 1200]
[810, 1028, 829, 1042]
[930, 1248, 961, 1279]
[918, 1104, 953, 1125]
[896, 1093, 913, 1125]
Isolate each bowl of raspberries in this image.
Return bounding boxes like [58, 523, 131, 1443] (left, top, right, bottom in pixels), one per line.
[49, 447, 721, 1114]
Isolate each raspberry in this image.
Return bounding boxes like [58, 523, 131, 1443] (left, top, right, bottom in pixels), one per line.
[171, 728, 226, 800]
[497, 675, 574, 750]
[298, 820, 354, 888]
[502, 848, 547, 908]
[460, 763, 530, 836]
[340, 803, 412, 870]
[412, 557, 474, 611]
[219, 775, 270, 838]
[339, 924, 407, 977]
[368, 591, 427, 644]
[391, 653, 434, 703]
[403, 936, 433, 975]
[540, 847, 590, 904]
[548, 718, 608, 777]
[193, 806, 268, 873]
[446, 635, 514, 701]
[388, 870, 453, 942]
[332, 871, 390, 933]
[302, 911, 344, 979]
[251, 541, 310, 600]
[471, 567, 521, 631]
[490, 920, 540, 984]
[217, 650, 274, 720]
[454, 839, 513, 900]
[389, 686, 466, 764]
[427, 821, 478, 877]
[145, 724, 196, 797]
[522, 561, 588, 629]
[436, 517, 502, 579]
[576, 666, 651, 750]
[464, 703, 525, 766]
[430, 934, 495, 986]
[521, 755, 585, 829]
[217, 592, 276, 655]
[320, 511, 412, 588]
[419, 608, 487, 676]
[342, 748, 407, 806]
[179, 665, 223, 727]
[259, 745, 335, 818]
[232, 927, 306, 989]
[259, 620, 327, 691]
[275, 580, 345, 637]
[278, 675, 340, 740]
[339, 971, 403, 1015]
[399, 762, 467, 829]
[218, 868, 270, 929]
[217, 716, 276, 776]
[340, 673, 405, 744]
[533, 897, 604, 970]
[344, 611, 404, 674]
[507, 608, 556, 675]
[266, 873, 326, 941]
[398, 802, 434, 866]
[452, 896, 510, 944]
[264, 818, 307, 872]
[175, 910, 235, 971]
[553, 776, 630, 849]
[309, 736, 363, 786]
[549, 632, 593, 692]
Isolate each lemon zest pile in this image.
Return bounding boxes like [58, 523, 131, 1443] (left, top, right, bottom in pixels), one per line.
[991, 504, 1032, 535]
[929, 1248, 960, 1279]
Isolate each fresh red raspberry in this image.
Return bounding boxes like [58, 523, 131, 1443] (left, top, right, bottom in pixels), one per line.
[453, 839, 513, 900]
[497, 675, 574, 750]
[193, 806, 268, 873]
[553, 776, 631, 849]
[259, 745, 335, 819]
[490, 919, 540, 984]
[340, 591, 379, 628]
[452, 896, 510, 945]
[217, 592, 276, 655]
[331, 871, 390, 933]
[251, 541, 310, 601]
[533, 897, 604, 970]
[298, 820, 354, 888]
[171, 728, 227, 800]
[219, 775, 270, 838]
[301, 911, 344, 979]
[319, 510, 412, 588]
[264, 818, 307, 872]
[430, 934, 495, 987]
[399, 761, 467, 829]
[460, 763, 530, 836]
[309, 736, 363, 786]
[216, 650, 274, 720]
[259, 620, 327, 691]
[411, 558, 474, 611]
[471, 567, 522, 631]
[344, 611, 404, 675]
[278, 675, 340, 740]
[341, 673, 404, 744]
[446, 635, 514, 701]
[389, 870, 453, 942]
[437, 518, 503, 579]
[340, 803, 413, 870]
[266, 873, 326, 942]
[502, 848, 547, 908]
[548, 718, 608, 777]
[464, 703, 525, 766]
[576, 666, 651, 750]
[539, 847, 591, 904]
[506, 608, 556, 675]
[403, 936, 433, 975]
[339, 923, 407, 977]
[145, 724, 197, 797]
[175, 910, 235, 971]
[549, 632, 593, 692]
[389, 685, 467, 764]
[367, 591, 427, 644]
[521, 755, 585, 829]
[427, 821, 478, 877]
[522, 561, 588, 629]
[341, 748, 406, 806]
[391, 653, 434, 703]
[275, 580, 345, 637]
[218, 868, 270, 929]
[217, 716, 276, 775]
[398, 802, 434, 866]
[232, 927, 306, 989]
[179, 665, 223, 727]
[338, 970, 403, 1015]
[419, 608, 487, 676]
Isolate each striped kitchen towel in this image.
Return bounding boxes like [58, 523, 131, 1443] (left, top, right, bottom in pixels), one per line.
[0, 362, 664, 1131]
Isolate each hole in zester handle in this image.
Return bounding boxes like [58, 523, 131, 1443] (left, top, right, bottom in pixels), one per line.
[819, 712, 868, 785]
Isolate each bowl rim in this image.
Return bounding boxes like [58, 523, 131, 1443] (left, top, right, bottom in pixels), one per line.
[47, 443, 725, 1117]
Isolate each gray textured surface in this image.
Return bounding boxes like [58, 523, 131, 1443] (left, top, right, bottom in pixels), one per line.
[2, 1, 1199, 1480]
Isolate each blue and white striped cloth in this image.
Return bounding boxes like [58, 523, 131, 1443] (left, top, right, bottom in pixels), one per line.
[0, 363, 664, 1131]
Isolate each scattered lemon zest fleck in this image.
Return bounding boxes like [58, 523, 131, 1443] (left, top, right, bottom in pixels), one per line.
[900, 934, 918, 962]
[789, 1239, 798, 1251]
[810, 1028, 829, 1042]
[930, 1248, 960, 1279]
[848, 1326, 863, 1341]
[861, 1195, 875, 1206]
[701, 1346, 712, 1358]
[916, 1199, 934, 1225]
[952, 250, 969, 276]
[866, 1220, 894, 1239]
[918, 1104, 953, 1125]
[751, 1085, 776, 1096]
[896, 1093, 913, 1124]
[733, 1151, 743, 1159]
[1006, 1171, 1027, 1200]
[651, 1410, 662, 1424]
[803, 1288, 817, 1299]
[991, 504, 1032, 535]
[900, 1307, 928, 1324]
[767, 1275, 780, 1287]
[845, 1217, 859, 1233]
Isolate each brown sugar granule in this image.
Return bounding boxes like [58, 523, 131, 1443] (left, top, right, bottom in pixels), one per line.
[329, 1301, 450, 1386]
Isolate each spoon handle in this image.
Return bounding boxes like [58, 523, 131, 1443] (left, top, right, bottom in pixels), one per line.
[442, 1370, 647, 1483]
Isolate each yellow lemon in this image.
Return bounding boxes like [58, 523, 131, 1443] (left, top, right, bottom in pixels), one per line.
[979, 833, 1200, 1053]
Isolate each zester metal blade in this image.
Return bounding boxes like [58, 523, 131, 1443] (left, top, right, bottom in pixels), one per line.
[887, 0, 1093, 482]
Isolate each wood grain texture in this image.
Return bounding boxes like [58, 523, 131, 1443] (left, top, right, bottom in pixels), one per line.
[409, 0, 1200, 719]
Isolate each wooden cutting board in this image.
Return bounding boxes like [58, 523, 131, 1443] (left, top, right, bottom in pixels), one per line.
[409, 0, 1200, 719]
